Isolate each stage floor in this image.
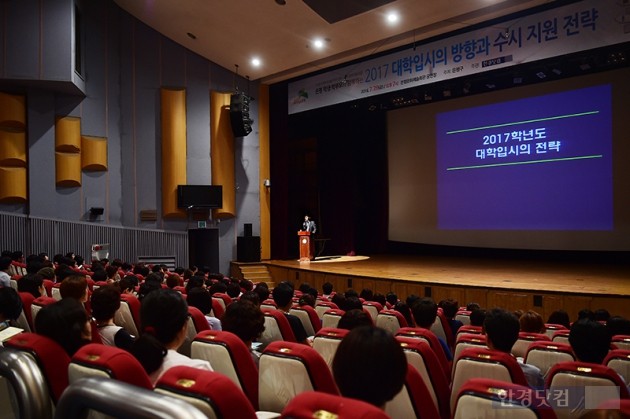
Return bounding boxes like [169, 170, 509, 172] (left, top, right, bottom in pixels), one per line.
[267, 254, 630, 297]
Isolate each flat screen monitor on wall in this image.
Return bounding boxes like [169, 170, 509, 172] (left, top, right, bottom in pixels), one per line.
[387, 67, 630, 251]
[177, 185, 223, 209]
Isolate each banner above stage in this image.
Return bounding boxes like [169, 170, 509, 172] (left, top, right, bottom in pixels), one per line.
[288, 0, 629, 114]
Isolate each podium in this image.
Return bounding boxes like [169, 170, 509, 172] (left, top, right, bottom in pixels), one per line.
[298, 231, 313, 263]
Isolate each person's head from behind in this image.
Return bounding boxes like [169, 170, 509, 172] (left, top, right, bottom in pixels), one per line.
[569, 318, 610, 364]
[344, 296, 363, 312]
[411, 297, 437, 329]
[394, 302, 414, 327]
[226, 282, 241, 298]
[333, 326, 407, 408]
[91, 285, 121, 323]
[438, 298, 459, 319]
[60, 275, 88, 302]
[17, 273, 44, 298]
[359, 288, 373, 301]
[519, 310, 546, 333]
[578, 309, 595, 321]
[165, 274, 180, 289]
[594, 309, 611, 323]
[131, 289, 190, 374]
[272, 281, 294, 310]
[221, 300, 265, 345]
[298, 293, 316, 308]
[0, 256, 12, 272]
[547, 309, 571, 329]
[469, 309, 487, 327]
[240, 290, 261, 307]
[118, 275, 138, 294]
[607, 316, 630, 337]
[483, 308, 519, 353]
[0, 287, 22, 323]
[35, 297, 90, 356]
[322, 282, 333, 295]
[186, 287, 212, 315]
[338, 309, 373, 331]
[385, 292, 398, 306]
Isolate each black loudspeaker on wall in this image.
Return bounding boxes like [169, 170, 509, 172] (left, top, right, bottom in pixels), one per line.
[244, 223, 253, 237]
[230, 92, 253, 137]
[237, 236, 261, 263]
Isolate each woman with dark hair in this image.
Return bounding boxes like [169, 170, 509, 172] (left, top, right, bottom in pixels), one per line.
[17, 273, 45, 298]
[91, 285, 134, 350]
[34, 298, 91, 356]
[186, 287, 222, 330]
[333, 326, 407, 409]
[337, 309, 373, 331]
[221, 300, 266, 365]
[130, 288, 212, 384]
[393, 301, 415, 328]
[0, 287, 22, 332]
[60, 275, 88, 302]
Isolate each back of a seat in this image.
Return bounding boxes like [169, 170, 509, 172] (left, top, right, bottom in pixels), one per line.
[361, 301, 382, 322]
[375, 309, 407, 335]
[30, 296, 57, 329]
[260, 299, 278, 311]
[321, 308, 345, 329]
[453, 333, 487, 366]
[611, 334, 630, 351]
[544, 323, 568, 339]
[155, 366, 257, 419]
[315, 301, 339, 319]
[312, 327, 349, 371]
[431, 309, 454, 350]
[524, 341, 575, 377]
[396, 336, 450, 419]
[281, 391, 390, 419]
[456, 325, 482, 340]
[455, 310, 471, 325]
[4, 332, 71, 404]
[259, 340, 338, 412]
[384, 364, 441, 419]
[16, 291, 35, 332]
[451, 347, 528, 411]
[512, 332, 550, 359]
[290, 306, 320, 337]
[68, 343, 153, 389]
[546, 361, 630, 419]
[259, 309, 297, 348]
[191, 330, 260, 409]
[114, 293, 141, 336]
[604, 349, 630, 385]
[551, 330, 570, 344]
[453, 378, 555, 419]
[396, 327, 451, 379]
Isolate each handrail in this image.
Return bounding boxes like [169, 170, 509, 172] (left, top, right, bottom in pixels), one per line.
[54, 376, 207, 419]
[0, 347, 53, 419]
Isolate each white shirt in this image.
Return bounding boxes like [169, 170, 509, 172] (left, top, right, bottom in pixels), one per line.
[205, 315, 222, 331]
[149, 349, 213, 385]
[0, 271, 11, 288]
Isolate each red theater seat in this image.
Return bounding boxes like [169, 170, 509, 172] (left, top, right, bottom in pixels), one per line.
[281, 391, 390, 419]
[384, 364, 441, 419]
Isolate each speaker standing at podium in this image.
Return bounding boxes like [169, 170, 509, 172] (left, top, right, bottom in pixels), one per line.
[302, 215, 317, 234]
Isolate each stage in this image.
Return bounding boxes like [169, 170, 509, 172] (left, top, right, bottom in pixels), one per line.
[263, 253, 630, 320]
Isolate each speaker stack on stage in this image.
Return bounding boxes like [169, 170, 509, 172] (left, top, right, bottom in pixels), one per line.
[237, 223, 261, 262]
[230, 92, 253, 137]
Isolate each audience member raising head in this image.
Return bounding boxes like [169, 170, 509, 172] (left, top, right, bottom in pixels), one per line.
[569, 318, 611, 364]
[333, 326, 407, 409]
[91, 285, 134, 350]
[130, 288, 212, 384]
[35, 297, 91, 356]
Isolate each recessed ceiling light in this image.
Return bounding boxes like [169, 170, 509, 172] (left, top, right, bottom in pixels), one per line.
[251, 57, 261, 67]
[313, 38, 324, 50]
[386, 12, 399, 25]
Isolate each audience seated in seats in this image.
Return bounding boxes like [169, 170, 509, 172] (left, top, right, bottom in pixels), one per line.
[253, 282, 270, 302]
[385, 292, 398, 308]
[570, 318, 611, 364]
[337, 309, 373, 331]
[136, 274, 162, 300]
[165, 274, 180, 289]
[359, 288, 373, 301]
[118, 275, 138, 295]
[186, 287, 222, 330]
[333, 326, 407, 409]
[607, 316, 630, 338]
[483, 308, 544, 388]
[298, 293, 316, 308]
[439, 298, 463, 339]
[577, 308, 595, 321]
[0, 256, 12, 288]
[393, 301, 414, 328]
[240, 290, 261, 307]
[469, 308, 487, 327]
[91, 285, 135, 350]
[34, 297, 91, 356]
[344, 296, 363, 312]
[519, 310, 546, 333]
[330, 293, 346, 310]
[373, 292, 386, 307]
[221, 300, 266, 366]
[226, 281, 241, 299]
[547, 309, 571, 330]
[185, 275, 205, 294]
[411, 297, 453, 361]
[272, 281, 309, 345]
[129, 288, 212, 384]
[321, 281, 334, 300]
[60, 275, 89, 303]
[594, 308, 611, 323]
[0, 286, 22, 334]
[17, 273, 45, 298]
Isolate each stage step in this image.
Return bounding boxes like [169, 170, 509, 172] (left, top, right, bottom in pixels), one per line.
[231, 262, 274, 287]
